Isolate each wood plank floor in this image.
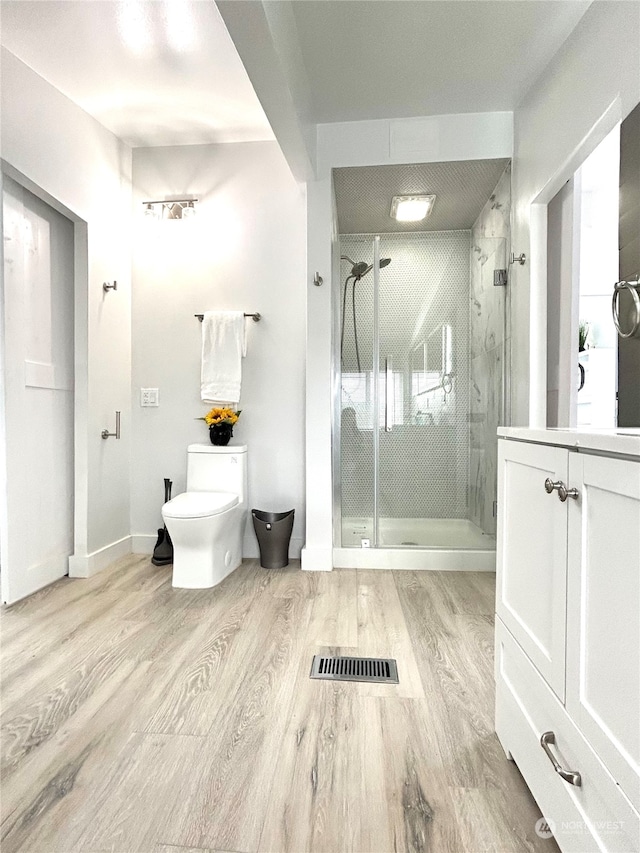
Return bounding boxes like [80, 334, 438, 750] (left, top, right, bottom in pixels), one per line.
[0, 557, 558, 853]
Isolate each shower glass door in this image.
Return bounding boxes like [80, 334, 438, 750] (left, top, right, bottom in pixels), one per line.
[338, 232, 496, 551]
[339, 237, 377, 546]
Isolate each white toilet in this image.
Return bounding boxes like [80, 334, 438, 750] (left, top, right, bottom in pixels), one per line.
[162, 444, 248, 589]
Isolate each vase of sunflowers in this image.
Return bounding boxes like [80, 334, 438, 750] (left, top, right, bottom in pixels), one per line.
[200, 407, 241, 446]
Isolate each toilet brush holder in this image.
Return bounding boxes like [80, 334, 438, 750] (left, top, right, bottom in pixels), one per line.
[152, 478, 174, 566]
[251, 509, 295, 569]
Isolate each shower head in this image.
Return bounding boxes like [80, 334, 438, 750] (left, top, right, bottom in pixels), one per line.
[341, 255, 392, 279]
[340, 255, 370, 279]
[356, 257, 392, 280]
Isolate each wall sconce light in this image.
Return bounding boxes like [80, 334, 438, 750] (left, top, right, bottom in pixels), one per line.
[143, 199, 198, 220]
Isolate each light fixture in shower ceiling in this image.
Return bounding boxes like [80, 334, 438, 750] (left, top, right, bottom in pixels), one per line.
[143, 199, 198, 220]
[390, 194, 436, 222]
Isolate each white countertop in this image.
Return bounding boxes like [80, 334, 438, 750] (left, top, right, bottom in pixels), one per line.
[497, 427, 640, 459]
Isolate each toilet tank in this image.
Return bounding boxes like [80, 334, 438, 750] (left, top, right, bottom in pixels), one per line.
[186, 444, 248, 502]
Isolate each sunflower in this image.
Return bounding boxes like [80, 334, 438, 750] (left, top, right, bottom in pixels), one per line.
[200, 407, 241, 427]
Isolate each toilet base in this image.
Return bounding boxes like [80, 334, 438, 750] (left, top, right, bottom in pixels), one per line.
[164, 505, 247, 590]
[172, 546, 241, 589]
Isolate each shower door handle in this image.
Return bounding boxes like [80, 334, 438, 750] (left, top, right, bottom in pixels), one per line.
[384, 357, 393, 432]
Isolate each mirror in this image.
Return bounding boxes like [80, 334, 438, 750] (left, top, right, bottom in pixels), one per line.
[426, 326, 444, 373]
[411, 343, 426, 394]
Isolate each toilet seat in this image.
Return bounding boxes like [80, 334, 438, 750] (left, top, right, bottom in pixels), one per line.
[163, 491, 238, 519]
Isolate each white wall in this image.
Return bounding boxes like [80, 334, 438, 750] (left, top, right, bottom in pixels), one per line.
[511, 1, 640, 425]
[216, 0, 315, 181]
[317, 112, 513, 174]
[304, 112, 513, 569]
[0, 49, 133, 575]
[130, 142, 306, 559]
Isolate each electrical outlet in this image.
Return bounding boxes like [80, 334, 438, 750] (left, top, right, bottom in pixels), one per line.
[361, 538, 370, 548]
[141, 388, 159, 407]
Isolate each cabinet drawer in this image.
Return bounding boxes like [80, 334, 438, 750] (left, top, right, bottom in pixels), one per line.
[495, 617, 640, 853]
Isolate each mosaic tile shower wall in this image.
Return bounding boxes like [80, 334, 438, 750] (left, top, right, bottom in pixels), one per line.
[340, 231, 471, 521]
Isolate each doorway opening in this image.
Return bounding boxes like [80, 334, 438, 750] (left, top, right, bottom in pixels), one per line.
[332, 159, 511, 568]
[1, 176, 75, 603]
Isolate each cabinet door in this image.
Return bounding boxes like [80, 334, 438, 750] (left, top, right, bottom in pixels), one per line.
[566, 452, 640, 811]
[497, 440, 569, 699]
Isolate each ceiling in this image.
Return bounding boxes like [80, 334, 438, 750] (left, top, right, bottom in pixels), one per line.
[291, 0, 592, 123]
[0, 0, 274, 147]
[335, 159, 510, 234]
[0, 1, 592, 150]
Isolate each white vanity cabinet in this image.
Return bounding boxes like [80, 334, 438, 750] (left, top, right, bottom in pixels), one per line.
[497, 439, 570, 700]
[495, 429, 640, 853]
[565, 452, 640, 813]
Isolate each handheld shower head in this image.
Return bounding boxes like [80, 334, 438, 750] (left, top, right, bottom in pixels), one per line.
[351, 261, 370, 278]
[357, 257, 392, 280]
[341, 255, 391, 280]
[341, 255, 392, 280]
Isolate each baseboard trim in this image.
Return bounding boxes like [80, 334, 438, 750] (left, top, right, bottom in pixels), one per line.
[69, 536, 132, 578]
[301, 546, 333, 572]
[131, 534, 158, 555]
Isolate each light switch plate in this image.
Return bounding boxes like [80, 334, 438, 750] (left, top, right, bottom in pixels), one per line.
[141, 388, 159, 407]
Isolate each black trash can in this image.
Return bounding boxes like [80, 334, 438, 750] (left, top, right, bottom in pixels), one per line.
[252, 509, 295, 569]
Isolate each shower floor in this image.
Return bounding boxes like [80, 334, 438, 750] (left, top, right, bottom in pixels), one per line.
[341, 516, 495, 550]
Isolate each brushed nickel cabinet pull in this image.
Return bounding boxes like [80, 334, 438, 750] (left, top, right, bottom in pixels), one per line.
[545, 478, 579, 501]
[544, 478, 562, 494]
[540, 731, 582, 786]
[558, 483, 579, 502]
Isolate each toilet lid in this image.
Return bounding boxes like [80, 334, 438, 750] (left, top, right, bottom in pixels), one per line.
[163, 491, 239, 519]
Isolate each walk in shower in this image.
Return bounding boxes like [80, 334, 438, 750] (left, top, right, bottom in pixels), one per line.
[332, 160, 511, 570]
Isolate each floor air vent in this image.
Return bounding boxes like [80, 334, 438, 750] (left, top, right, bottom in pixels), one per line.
[310, 655, 399, 684]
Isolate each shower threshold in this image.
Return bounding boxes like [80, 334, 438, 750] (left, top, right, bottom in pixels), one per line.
[336, 517, 496, 571]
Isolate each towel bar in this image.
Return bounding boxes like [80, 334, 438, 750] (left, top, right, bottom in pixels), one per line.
[195, 313, 261, 322]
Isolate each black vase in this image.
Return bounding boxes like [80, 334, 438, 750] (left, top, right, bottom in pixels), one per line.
[209, 423, 233, 446]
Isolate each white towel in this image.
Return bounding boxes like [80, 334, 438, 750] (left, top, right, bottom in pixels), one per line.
[200, 311, 246, 404]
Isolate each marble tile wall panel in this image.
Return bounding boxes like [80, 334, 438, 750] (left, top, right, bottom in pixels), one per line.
[469, 165, 511, 537]
[470, 346, 502, 537]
